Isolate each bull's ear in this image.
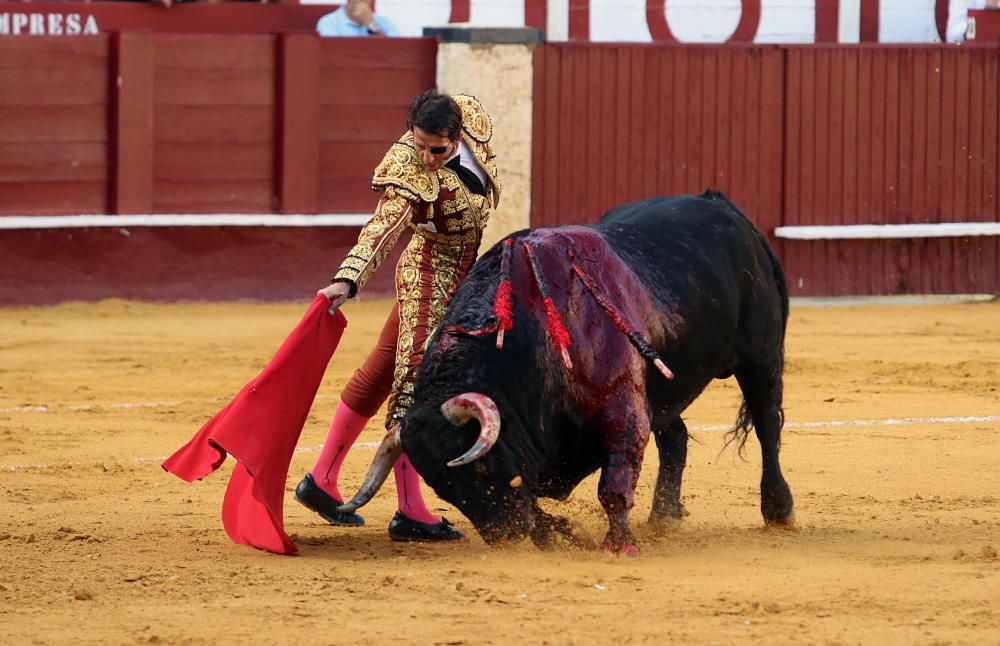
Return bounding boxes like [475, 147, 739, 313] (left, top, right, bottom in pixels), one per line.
[441, 393, 500, 467]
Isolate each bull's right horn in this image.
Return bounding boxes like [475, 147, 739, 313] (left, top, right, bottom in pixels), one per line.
[442, 393, 501, 467]
[338, 426, 403, 513]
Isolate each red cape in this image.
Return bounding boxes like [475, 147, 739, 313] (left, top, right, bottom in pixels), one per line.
[162, 296, 346, 555]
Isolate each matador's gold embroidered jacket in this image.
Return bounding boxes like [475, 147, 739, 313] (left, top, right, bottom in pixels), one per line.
[333, 94, 502, 424]
[334, 94, 501, 293]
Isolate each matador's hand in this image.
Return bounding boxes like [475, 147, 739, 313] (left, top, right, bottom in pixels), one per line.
[317, 282, 351, 315]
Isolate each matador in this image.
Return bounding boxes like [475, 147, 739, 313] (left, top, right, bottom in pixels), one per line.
[294, 90, 501, 542]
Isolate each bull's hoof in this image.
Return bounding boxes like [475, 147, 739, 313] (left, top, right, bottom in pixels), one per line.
[530, 519, 597, 551]
[564, 521, 598, 550]
[763, 507, 796, 529]
[648, 503, 690, 535]
[601, 539, 640, 558]
[647, 514, 684, 536]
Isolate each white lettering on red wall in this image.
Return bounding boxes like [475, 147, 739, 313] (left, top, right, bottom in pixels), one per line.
[0, 12, 99, 36]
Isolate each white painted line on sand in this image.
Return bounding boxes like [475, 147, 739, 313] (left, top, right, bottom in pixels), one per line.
[0, 416, 996, 473]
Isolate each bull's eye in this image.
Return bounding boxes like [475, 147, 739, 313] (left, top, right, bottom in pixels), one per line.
[473, 462, 488, 476]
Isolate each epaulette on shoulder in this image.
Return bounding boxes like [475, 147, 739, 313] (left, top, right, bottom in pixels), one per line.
[371, 135, 439, 203]
[453, 94, 493, 144]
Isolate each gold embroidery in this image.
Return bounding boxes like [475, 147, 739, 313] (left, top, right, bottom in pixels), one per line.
[388, 237, 424, 422]
[439, 171, 461, 192]
[334, 193, 413, 291]
[441, 196, 467, 216]
[468, 194, 491, 231]
[372, 96, 503, 424]
[454, 94, 493, 143]
[445, 207, 476, 233]
[409, 222, 479, 245]
[372, 134, 439, 203]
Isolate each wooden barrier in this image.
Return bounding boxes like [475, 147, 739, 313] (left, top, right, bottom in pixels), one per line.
[530, 43, 1000, 296]
[0, 34, 435, 216]
[0, 34, 435, 304]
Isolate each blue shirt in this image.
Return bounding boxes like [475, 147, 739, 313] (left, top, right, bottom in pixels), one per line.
[316, 7, 398, 37]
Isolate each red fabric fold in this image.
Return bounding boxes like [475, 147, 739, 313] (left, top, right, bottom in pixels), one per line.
[162, 295, 347, 555]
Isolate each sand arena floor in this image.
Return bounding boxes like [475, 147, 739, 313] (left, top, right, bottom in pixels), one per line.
[1, 297, 998, 644]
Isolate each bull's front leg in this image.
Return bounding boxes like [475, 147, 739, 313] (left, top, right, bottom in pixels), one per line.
[596, 403, 650, 558]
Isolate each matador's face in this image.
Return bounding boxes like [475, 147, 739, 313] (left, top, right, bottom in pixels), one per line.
[412, 126, 461, 172]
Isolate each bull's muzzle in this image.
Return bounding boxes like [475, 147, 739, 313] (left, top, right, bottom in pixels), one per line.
[442, 393, 501, 467]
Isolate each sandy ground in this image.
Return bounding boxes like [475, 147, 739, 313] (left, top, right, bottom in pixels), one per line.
[1, 297, 998, 645]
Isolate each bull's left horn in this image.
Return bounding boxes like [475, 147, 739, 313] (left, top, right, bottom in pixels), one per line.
[442, 393, 501, 467]
[338, 426, 403, 513]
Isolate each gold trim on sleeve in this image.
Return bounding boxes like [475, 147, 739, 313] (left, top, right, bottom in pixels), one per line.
[334, 193, 414, 292]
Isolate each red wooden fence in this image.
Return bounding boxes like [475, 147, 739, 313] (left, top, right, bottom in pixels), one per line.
[532, 43, 784, 240]
[783, 46, 999, 294]
[0, 37, 110, 215]
[0, 34, 435, 304]
[531, 43, 1000, 296]
[0, 34, 436, 216]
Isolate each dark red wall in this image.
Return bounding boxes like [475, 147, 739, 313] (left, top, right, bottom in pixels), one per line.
[531, 43, 1000, 296]
[783, 46, 999, 295]
[0, 34, 435, 216]
[0, 33, 432, 304]
[0, 37, 110, 215]
[317, 38, 438, 213]
[532, 44, 784, 243]
[0, 226, 401, 305]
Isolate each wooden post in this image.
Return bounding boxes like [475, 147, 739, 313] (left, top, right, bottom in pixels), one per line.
[111, 31, 153, 214]
[276, 33, 319, 215]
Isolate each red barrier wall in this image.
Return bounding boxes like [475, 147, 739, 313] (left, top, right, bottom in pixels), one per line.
[783, 46, 999, 294]
[0, 34, 435, 216]
[0, 37, 110, 215]
[531, 43, 1000, 296]
[531, 44, 784, 243]
[0, 34, 434, 304]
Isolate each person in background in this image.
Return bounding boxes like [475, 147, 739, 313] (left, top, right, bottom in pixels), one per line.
[947, 0, 1000, 42]
[294, 90, 502, 541]
[316, 0, 398, 37]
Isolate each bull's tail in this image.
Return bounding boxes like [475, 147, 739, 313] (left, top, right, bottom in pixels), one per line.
[723, 397, 786, 459]
[723, 400, 753, 458]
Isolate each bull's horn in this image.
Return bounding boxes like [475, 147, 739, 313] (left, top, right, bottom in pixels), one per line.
[442, 393, 501, 467]
[337, 426, 403, 513]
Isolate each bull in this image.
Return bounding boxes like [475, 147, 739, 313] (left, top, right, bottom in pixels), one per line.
[341, 192, 795, 556]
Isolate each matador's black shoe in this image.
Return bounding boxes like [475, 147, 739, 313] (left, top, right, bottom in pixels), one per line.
[387, 510, 466, 542]
[294, 474, 365, 526]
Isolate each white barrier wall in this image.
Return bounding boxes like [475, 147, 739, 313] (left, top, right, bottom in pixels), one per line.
[302, 0, 955, 43]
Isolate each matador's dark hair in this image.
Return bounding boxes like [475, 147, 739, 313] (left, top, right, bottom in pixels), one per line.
[407, 90, 463, 141]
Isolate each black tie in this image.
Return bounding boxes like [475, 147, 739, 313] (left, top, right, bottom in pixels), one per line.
[445, 156, 487, 197]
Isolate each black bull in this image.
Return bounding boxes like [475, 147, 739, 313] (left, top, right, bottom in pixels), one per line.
[342, 192, 795, 555]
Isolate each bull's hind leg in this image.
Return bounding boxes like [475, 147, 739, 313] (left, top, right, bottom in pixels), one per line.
[734, 366, 795, 527]
[648, 415, 689, 533]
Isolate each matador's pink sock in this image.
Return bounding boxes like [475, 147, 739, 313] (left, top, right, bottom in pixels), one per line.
[309, 401, 368, 502]
[394, 453, 439, 524]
